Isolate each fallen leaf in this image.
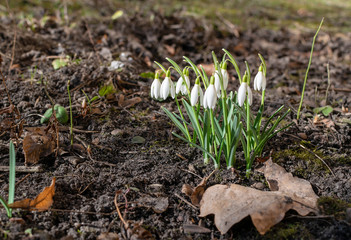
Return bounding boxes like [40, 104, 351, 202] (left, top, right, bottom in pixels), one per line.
[23, 127, 56, 164]
[197, 63, 214, 76]
[164, 44, 175, 55]
[257, 158, 319, 214]
[131, 136, 145, 144]
[182, 178, 206, 207]
[200, 159, 318, 235]
[9, 177, 56, 211]
[183, 224, 211, 234]
[119, 97, 142, 108]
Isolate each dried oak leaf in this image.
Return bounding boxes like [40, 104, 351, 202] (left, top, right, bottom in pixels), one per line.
[23, 127, 56, 164]
[200, 160, 318, 235]
[182, 178, 207, 207]
[9, 177, 56, 211]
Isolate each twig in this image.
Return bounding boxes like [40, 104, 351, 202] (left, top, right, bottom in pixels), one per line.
[8, 29, 17, 72]
[174, 193, 197, 210]
[299, 144, 335, 177]
[0, 166, 43, 173]
[114, 191, 129, 228]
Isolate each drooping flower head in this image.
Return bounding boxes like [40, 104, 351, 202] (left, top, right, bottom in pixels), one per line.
[150, 72, 161, 99]
[214, 62, 229, 98]
[190, 77, 203, 106]
[176, 68, 190, 95]
[160, 70, 175, 100]
[203, 76, 217, 109]
[238, 72, 253, 107]
[254, 65, 266, 91]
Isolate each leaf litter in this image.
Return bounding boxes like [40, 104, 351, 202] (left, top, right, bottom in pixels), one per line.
[199, 158, 319, 235]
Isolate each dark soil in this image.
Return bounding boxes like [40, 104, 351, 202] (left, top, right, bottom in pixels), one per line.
[1, 8, 351, 240]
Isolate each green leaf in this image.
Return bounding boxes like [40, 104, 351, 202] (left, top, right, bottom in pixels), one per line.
[111, 10, 124, 20]
[40, 105, 68, 124]
[52, 56, 69, 70]
[99, 84, 116, 97]
[313, 105, 333, 116]
[162, 107, 188, 138]
[8, 140, 15, 218]
[139, 72, 155, 79]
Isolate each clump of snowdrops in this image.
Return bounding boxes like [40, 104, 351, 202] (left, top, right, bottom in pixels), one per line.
[151, 50, 291, 176]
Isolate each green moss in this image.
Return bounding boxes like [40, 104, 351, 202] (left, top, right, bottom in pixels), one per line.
[273, 146, 331, 176]
[264, 222, 311, 240]
[318, 196, 351, 219]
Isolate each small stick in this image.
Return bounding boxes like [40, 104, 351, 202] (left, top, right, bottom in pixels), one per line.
[299, 144, 335, 177]
[0, 166, 43, 173]
[85, 22, 101, 65]
[174, 193, 198, 210]
[114, 191, 128, 228]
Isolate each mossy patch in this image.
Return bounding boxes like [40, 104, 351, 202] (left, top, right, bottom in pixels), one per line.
[264, 222, 311, 240]
[273, 146, 331, 177]
[318, 196, 351, 220]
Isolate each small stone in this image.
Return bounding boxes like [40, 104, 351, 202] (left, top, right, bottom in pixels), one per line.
[251, 182, 265, 190]
[111, 129, 123, 135]
[297, 132, 308, 140]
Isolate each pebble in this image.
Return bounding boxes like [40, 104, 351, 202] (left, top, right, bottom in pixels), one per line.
[251, 182, 265, 190]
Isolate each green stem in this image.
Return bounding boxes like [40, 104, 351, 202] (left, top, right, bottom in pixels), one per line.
[297, 18, 324, 120]
[246, 95, 251, 172]
[258, 89, 266, 131]
[67, 80, 73, 146]
[209, 109, 218, 168]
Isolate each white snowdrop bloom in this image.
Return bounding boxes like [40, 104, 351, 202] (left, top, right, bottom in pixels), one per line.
[238, 82, 247, 107]
[254, 66, 266, 91]
[214, 67, 229, 98]
[176, 75, 190, 95]
[160, 70, 175, 100]
[190, 79, 203, 106]
[150, 76, 161, 99]
[203, 79, 217, 109]
[238, 80, 253, 107]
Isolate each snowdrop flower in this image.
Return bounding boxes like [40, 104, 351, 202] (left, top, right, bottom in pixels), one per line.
[203, 76, 217, 109]
[150, 72, 161, 99]
[214, 63, 229, 97]
[238, 74, 253, 107]
[190, 77, 203, 106]
[254, 65, 266, 91]
[160, 70, 175, 100]
[176, 69, 190, 95]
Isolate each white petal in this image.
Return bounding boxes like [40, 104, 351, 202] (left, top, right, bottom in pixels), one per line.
[253, 73, 259, 91]
[199, 87, 204, 106]
[151, 79, 161, 99]
[214, 71, 221, 97]
[256, 72, 263, 91]
[191, 85, 199, 106]
[261, 74, 266, 90]
[203, 88, 209, 109]
[221, 69, 229, 90]
[170, 81, 175, 99]
[205, 85, 217, 109]
[247, 86, 253, 106]
[238, 82, 247, 107]
[176, 77, 183, 94]
[160, 77, 170, 100]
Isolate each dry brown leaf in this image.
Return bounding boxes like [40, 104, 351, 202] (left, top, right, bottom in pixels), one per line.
[181, 178, 206, 207]
[197, 63, 215, 76]
[9, 177, 56, 211]
[119, 97, 142, 108]
[23, 127, 56, 164]
[200, 160, 318, 235]
[257, 158, 319, 214]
